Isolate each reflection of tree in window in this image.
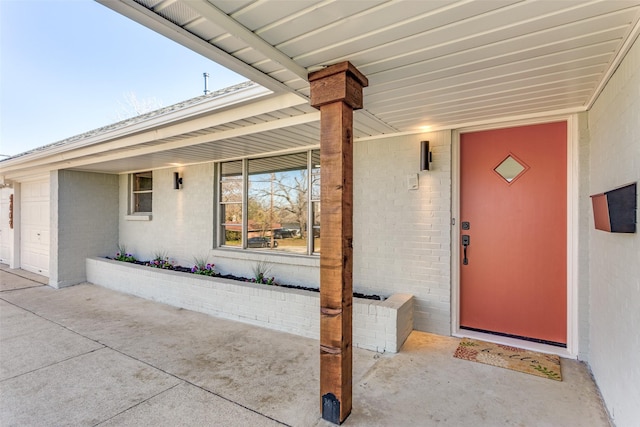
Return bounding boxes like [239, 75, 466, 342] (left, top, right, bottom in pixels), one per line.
[249, 153, 308, 253]
[220, 161, 242, 246]
[132, 171, 152, 213]
[311, 150, 321, 253]
[219, 151, 320, 254]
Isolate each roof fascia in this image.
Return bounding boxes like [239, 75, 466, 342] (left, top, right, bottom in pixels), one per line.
[96, 0, 299, 95]
[0, 91, 308, 176]
[27, 111, 321, 176]
[1, 83, 270, 168]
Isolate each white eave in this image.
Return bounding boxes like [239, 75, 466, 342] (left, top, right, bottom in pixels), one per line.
[0, 82, 322, 180]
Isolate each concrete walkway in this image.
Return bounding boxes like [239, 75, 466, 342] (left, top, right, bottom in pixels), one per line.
[1, 267, 610, 426]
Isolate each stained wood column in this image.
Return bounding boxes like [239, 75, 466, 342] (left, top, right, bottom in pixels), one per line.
[309, 61, 368, 425]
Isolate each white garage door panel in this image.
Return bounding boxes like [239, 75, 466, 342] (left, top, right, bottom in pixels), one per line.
[21, 180, 50, 277]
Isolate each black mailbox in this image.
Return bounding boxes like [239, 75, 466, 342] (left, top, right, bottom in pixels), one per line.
[591, 182, 637, 233]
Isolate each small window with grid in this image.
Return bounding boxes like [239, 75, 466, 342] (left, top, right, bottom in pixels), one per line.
[131, 171, 152, 214]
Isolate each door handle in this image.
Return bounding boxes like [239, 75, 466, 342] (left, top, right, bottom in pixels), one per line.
[462, 235, 470, 265]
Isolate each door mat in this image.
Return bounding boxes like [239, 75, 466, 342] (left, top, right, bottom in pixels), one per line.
[453, 338, 562, 381]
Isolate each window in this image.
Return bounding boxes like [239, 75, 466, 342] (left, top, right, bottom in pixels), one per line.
[310, 151, 321, 252]
[131, 171, 152, 214]
[218, 150, 320, 255]
[220, 161, 243, 246]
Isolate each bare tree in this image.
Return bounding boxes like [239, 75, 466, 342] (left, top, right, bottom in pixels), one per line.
[273, 171, 308, 238]
[112, 91, 164, 121]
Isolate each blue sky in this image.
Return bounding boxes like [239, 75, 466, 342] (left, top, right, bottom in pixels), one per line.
[0, 0, 245, 157]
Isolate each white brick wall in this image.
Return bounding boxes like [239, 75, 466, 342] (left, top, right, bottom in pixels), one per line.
[353, 131, 452, 335]
[118, 164, 215, 267]
[576, 111, 591, 362]
[210, 248, 321, 289]
[587, 38, 640, 427]
[87, 257, 413, 353]
[115, 132, 450, 337]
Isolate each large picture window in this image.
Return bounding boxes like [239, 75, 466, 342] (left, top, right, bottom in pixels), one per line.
[218, 150, 320, 255]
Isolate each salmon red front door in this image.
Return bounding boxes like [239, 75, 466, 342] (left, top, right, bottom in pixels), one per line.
[460, 122, 567, 345]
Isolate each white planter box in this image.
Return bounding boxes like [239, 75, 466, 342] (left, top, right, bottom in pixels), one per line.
[86, 257, 413, 353]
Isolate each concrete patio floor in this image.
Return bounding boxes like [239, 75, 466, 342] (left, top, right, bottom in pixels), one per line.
[1, 266, 610, 426]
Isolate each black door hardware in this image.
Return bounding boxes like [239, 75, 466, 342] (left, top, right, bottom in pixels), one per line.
[462, 234, 470, 265]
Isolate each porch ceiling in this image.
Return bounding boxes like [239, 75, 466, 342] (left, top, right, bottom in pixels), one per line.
[5, 0, 639, 177]
[99, 0, 640, 133]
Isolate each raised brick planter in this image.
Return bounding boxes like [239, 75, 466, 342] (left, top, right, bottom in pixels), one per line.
[86, 257, 413, 353]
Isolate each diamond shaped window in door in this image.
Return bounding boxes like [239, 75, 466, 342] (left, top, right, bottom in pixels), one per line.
[494, 154, 528, 183]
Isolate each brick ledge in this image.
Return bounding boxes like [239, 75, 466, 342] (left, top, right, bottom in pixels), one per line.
[86, 257, 413, 353]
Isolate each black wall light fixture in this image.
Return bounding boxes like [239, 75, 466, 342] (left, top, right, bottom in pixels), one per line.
[420, 140, 432, 171]
[174, 172, 183, 190]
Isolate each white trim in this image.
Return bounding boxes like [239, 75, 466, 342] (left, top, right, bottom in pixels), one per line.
[451, 132, 461, 341]
[210, 248, 320, 267]
[566, 115, 580, 358]
[125, 215, 152, 221]
[355, 106, 585, 143]
[451, 114, 579, 358]
[587, 18, 640, 109]
[452, 329, 575, 358]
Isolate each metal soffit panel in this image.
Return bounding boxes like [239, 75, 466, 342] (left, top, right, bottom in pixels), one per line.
[68, 106, 398, 174]
[68, 108, 323, 174]
[77, 125, 321, 174]
[51, 0, 640, 176]
[74, 107, 395, 174]
[119, 0, 640, 135]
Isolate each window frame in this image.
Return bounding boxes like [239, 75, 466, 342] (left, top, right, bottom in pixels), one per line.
[130, 171, 153, 215]
[216, 150, 320, 256]
[219, 161, 244, 248]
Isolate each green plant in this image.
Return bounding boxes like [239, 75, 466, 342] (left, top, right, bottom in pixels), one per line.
[191, 256, 216, 276]
[115, 245, 136, 263]
[147, 250, 173, 269]
[251, 260, 275, 285]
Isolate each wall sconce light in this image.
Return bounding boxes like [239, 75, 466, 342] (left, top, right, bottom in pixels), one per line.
[420, 140, 432, 171]
[174, 172, 183, 190]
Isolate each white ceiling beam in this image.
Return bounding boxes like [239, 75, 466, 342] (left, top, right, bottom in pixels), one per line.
[186, 0, 309, 81]
[95, 0, 297, 94]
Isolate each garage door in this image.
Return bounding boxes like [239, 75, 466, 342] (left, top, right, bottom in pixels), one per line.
[21, 179, 50, 277]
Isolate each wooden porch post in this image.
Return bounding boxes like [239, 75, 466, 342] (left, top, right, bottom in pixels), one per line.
[309, 61, 368, 425]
